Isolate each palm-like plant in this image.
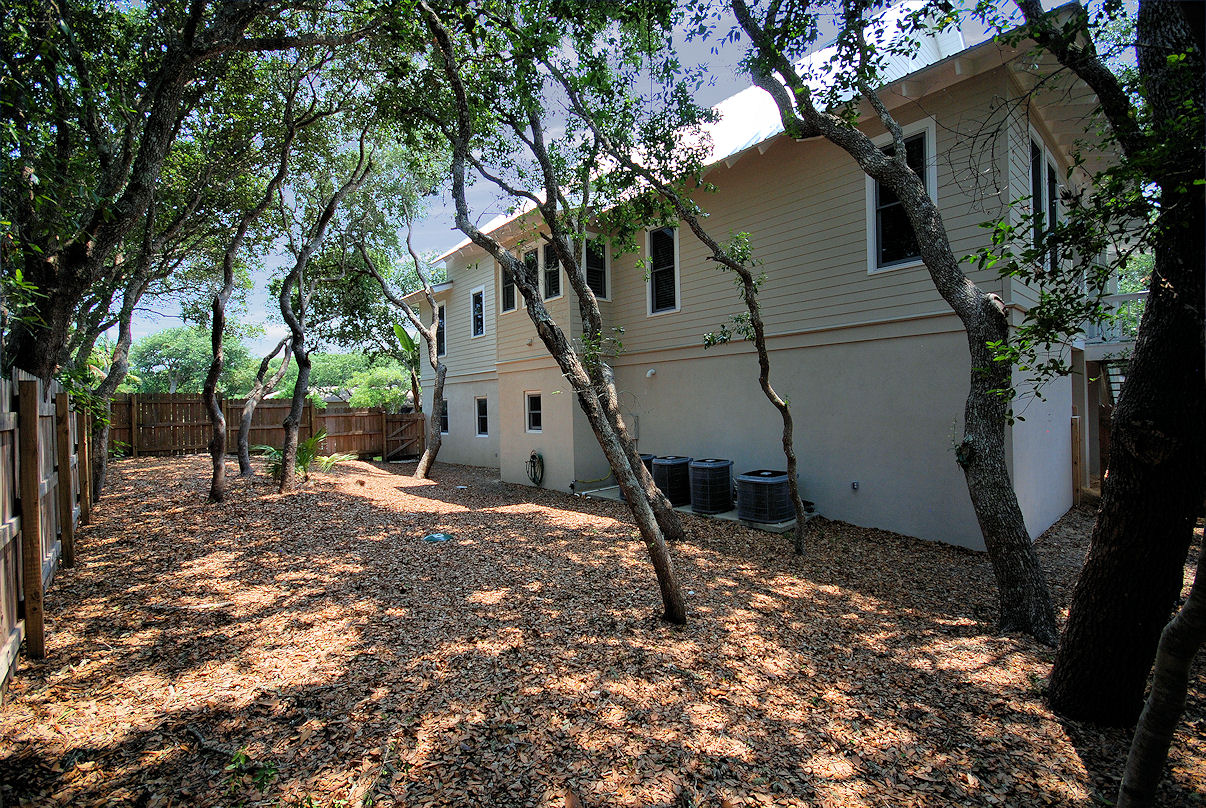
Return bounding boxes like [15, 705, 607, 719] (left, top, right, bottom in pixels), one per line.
[253, 431, 356, 482]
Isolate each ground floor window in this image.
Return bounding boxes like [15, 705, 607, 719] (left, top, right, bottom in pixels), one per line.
[475, 397, 488, 436]
[439, 400, 449, 434]
[525, 392, 542, 433]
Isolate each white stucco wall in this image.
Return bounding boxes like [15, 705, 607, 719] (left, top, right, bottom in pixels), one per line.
[1009, 365, 1074, 539]
[608, 318, 990, 549]
[420, 374, 500, 469]
[497, 363, 577, 491]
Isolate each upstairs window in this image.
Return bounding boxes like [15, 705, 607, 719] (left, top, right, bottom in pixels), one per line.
[648, 227, 678, 314]
[471, 286, 485, 337]
[1030, 139, 1045, 250]
[866, 119, 937, 274]
[435, 304, 446, 356]
[873, 133, 926, 268]
[543, 244, 561, 299]
[523, 249, 539, 286]
[585, 240, 607, 299]
[1047, 162, 1060, 275]
[500, 263, 516, 312]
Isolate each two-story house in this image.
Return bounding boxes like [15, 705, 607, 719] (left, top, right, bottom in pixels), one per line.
[407, 13, 1124, 550]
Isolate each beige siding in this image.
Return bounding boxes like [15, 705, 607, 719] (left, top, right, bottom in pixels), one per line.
[600, 69, 1015, 357]
[417, 255, 498, 387]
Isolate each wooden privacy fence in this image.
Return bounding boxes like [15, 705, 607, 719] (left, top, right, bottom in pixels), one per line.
[1, 371, 93, 690]
[107, 393, 425, 460]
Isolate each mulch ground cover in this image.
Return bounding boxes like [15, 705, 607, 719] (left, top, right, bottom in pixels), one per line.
[0, 455, 1201, 807]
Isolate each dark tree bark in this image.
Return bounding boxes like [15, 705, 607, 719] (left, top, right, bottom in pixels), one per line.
[278, 329, 312, 491]
[1117, 551, 1204, 808]
[202, 81, 309, 502]
[732, 0, 1057, 643]
[90, 272, 147, 500]
[356, 235, 446, 479]
[277, 135, 372, 492]
[1009, 0, 1206, 723]
[238, 338, 291, 476]
[419, 1, 687, 622]
[409, 366, 422, 413]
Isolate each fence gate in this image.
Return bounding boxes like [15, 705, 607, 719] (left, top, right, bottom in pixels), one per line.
[385, 413, 426, 460]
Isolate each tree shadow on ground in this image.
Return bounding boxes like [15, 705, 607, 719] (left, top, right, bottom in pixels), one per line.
[0, 457, 1200, 807]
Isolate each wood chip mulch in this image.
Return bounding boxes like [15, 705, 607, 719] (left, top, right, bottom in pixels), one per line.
[0, 456, 1201, 807]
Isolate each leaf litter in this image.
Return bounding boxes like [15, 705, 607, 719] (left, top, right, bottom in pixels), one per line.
[0, 456, 1201, 807]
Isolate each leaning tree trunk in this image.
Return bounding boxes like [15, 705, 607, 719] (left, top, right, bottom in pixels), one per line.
[727, 0, 1058, 644]
[89, 271, 145, 500]
[1045, 0, 1206, 725]
[279, 340, 312, 491]
[958, 296, 1060, 643]
[419, 0, 686, 623]
[409, 366, 422, 413]
[238, 338, 291, 476]
[414, 362, 445, 478]
[1117, 550, 1205, 808]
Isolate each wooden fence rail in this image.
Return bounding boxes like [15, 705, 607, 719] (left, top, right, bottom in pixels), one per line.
[1, 372, 92, 693]
[107, 393, 425, 461]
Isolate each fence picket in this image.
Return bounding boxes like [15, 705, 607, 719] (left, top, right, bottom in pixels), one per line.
[104, 394, 425, 460]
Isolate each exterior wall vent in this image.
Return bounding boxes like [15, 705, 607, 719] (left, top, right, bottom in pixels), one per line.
[689, 458, 733, 514]
[736, 469, 795, 523]
[652, 456, 692, 505]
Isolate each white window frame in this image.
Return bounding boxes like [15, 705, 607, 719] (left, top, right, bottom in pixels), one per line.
[865, 117, 939, 275]
[470, 285, 486, 338]
[498, 260, 518, 314]
[438, 400, 449, 434]
[474, 396, 488, 437]
[579, 233, 611, 301]
[524, 391, 542, 434]
[435, 303, 447, 357]
[645, 226, 681, 316]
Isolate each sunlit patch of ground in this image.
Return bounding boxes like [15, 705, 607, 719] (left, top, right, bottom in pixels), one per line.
[0, 456, 1200, 807]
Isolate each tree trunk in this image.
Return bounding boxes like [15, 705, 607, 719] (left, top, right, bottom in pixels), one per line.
[1116, 551, 1204, 808]
[89, 272, 144, 500]
[203, 289, 234, 503]
[410, 367, 422, 413]
[91, 402, 112, 501]
[280, 342, 311, 492]
[238, 338, 291, 476]
[959, 297, 1060, 643]
[1047, 179, 1205, 725]
[1046, 0, 1205, 723]
[728, 0, 1058, 644]
[414, 364, 445, 478]
[418, 0, 685, 622]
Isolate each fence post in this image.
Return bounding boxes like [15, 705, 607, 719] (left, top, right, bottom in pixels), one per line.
[54, 394, 75, 569]
[307, 401, 316, 442]
[380, 409, 387, 459]
[77, 410, 92, 525]
[129, 393, 139, 457]
[17, 380, 44, 659]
